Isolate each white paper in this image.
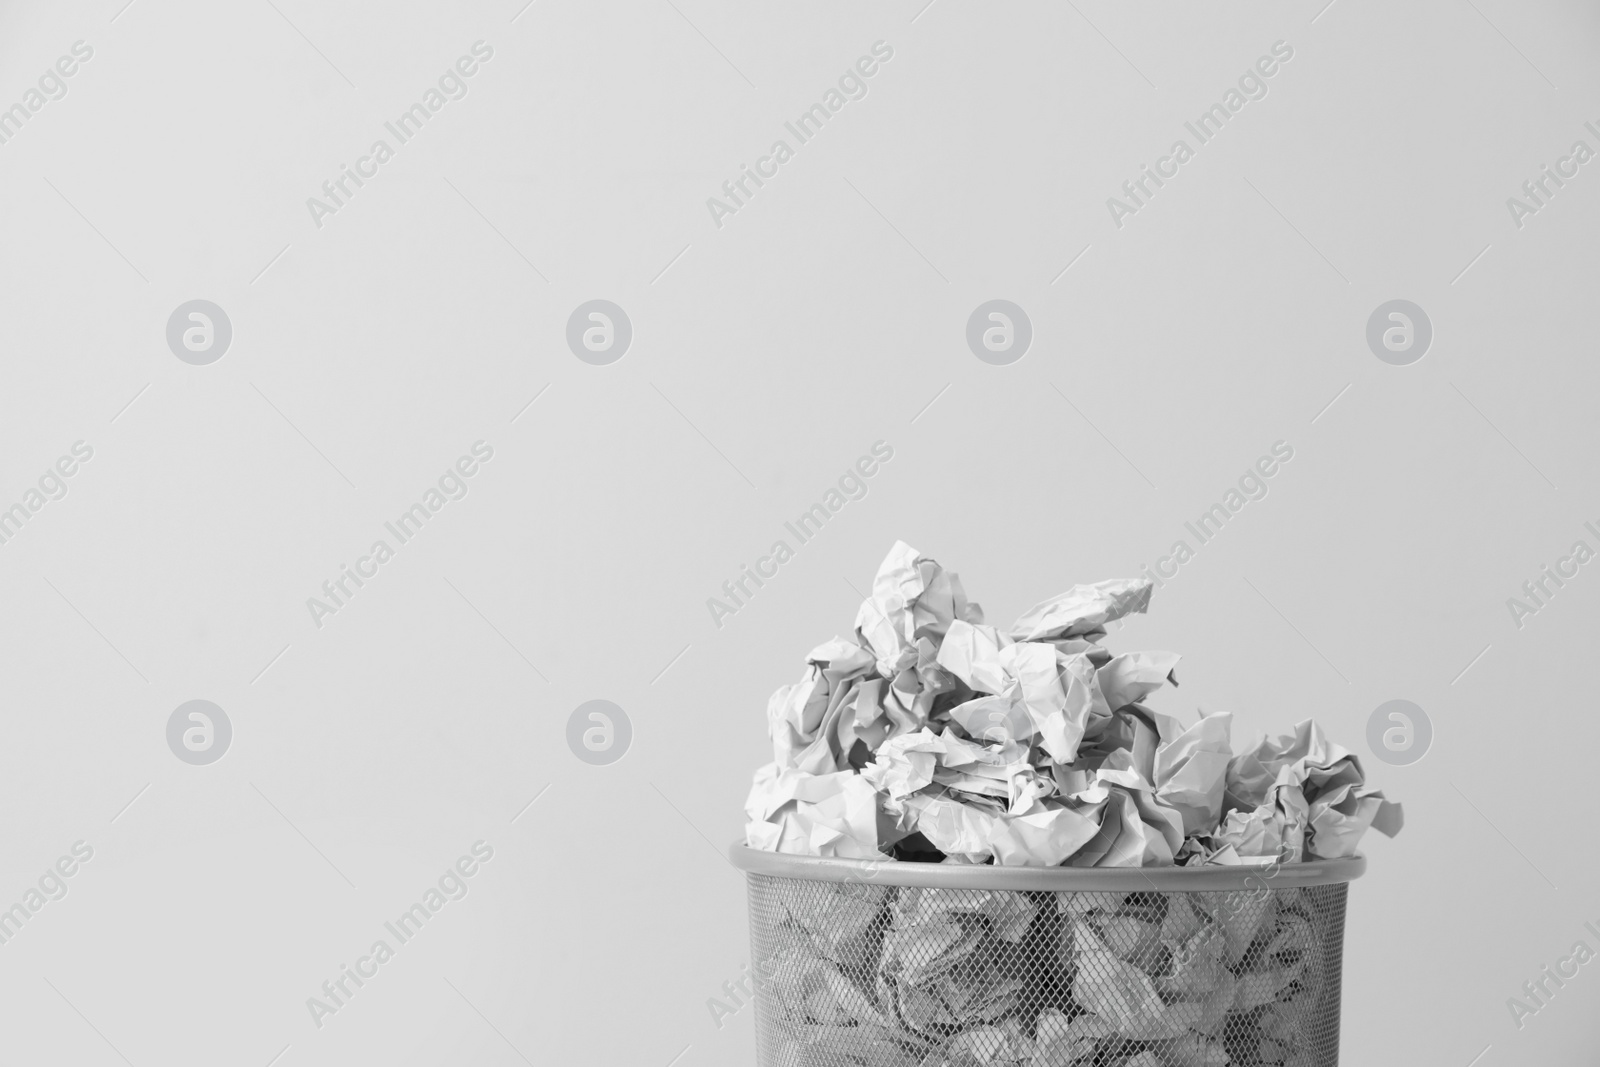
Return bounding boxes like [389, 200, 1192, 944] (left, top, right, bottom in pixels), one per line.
[744, 543, 1403, 871]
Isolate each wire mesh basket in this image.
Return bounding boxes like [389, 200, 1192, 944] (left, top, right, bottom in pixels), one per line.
[730, 845, 1365, 1067]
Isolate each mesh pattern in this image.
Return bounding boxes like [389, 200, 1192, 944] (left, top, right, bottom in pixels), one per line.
[744, 873, 1348, 1067]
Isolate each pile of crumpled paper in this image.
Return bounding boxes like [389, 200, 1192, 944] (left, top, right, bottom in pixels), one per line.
[743, 543, 1401, 1066]
[745, 541, 1402, 867]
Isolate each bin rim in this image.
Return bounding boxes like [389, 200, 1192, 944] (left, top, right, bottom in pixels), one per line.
[729, 842, 1365, 891]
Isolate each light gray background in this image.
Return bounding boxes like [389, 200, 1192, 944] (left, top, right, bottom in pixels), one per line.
[0, 0, 1595, 1063]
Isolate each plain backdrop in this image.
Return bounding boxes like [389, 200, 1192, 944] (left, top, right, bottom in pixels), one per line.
[0, 0, 1597, 1064]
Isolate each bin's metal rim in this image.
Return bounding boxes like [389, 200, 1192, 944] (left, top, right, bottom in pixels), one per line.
[729, 843, 1365, 890]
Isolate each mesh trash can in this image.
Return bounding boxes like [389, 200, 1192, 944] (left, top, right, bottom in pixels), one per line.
[731, 844, 1365, 1067]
